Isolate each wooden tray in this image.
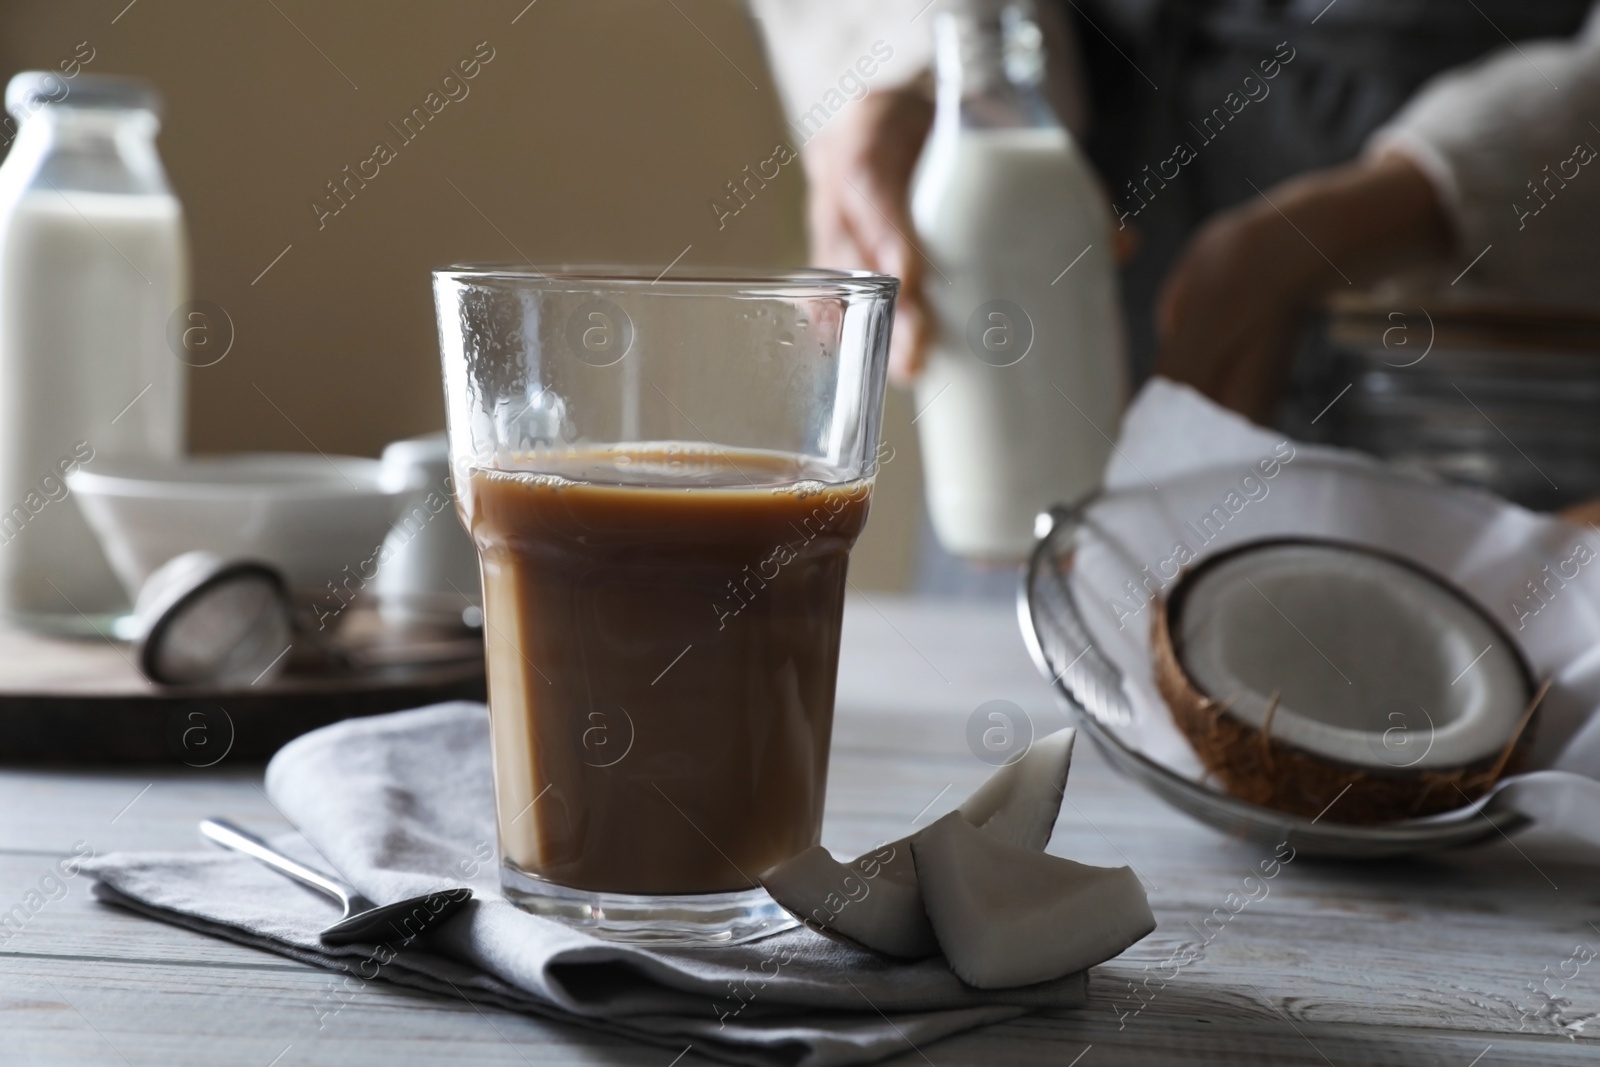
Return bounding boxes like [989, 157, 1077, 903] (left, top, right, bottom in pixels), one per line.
[0, 610, 486, 764]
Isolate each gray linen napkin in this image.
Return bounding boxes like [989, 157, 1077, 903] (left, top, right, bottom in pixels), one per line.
[85, 702, 1087, 1066]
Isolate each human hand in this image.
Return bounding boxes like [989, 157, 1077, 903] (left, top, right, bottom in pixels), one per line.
[1155, 151, 1453, 422]
[802, 87, 935, 385]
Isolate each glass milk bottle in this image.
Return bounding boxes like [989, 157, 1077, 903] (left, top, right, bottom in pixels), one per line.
[0, 73, 188, 634]
[911, 0, 1127, 558]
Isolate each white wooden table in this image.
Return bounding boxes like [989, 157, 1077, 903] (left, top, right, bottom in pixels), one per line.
[3, 595, 1598, 1065]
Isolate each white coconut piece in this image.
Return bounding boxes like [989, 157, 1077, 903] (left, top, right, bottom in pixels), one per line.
[1155, 539, 1537, 823]
[911, 812, 1155, 989]
[761, 728, 1079, 958]
[760, 843, 938, 959]
[959, 728, 1076, 849]
[1178, 542, 1526, 769]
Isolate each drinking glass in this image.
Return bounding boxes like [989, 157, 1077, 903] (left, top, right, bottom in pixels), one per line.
[433, 266, 896, 943]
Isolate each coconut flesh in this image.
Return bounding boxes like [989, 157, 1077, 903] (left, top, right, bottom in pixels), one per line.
[913, 812, 1156, 989]
[1154, 539, 1539, 824]
[760, 728, 1156, 985]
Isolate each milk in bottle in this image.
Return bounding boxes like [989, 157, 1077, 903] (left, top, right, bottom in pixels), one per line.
[0, 73, 188, 633]
[911, 0, 1127, 558]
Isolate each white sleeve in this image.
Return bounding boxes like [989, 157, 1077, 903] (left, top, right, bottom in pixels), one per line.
[1369, 22, 1600, 309]
[744, 0, 936, 133]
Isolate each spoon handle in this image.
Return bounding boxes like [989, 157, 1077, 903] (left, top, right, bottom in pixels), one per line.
[200, 818, 355, 910]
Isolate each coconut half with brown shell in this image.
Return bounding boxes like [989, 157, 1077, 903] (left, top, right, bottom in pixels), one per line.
[1153, 539, 1544, 825]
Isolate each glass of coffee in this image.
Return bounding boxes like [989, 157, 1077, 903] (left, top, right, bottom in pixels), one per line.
[433, 266, 896, 943]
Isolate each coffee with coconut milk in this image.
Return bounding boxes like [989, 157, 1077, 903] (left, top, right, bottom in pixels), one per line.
[467, 448, 871, 895]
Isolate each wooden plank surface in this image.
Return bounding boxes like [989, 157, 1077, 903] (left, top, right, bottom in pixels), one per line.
[2, 594, 1598, 1065]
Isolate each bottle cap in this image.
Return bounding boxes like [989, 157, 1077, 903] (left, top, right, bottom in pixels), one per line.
[6, 72, 162, 120]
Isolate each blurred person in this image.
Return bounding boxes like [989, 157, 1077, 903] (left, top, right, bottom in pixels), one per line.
[747, 0, 1600, 421]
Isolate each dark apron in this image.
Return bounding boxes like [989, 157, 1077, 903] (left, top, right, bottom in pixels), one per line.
[1066, 0, 1594, 377]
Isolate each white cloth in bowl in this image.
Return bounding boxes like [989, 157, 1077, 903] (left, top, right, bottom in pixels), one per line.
[1072, 377, 1600, 789]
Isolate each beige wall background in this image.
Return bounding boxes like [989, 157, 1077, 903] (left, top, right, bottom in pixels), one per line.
[0, 0, 923, 590]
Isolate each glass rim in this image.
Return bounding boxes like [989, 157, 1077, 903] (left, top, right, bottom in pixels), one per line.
[432, 263, 900, 297]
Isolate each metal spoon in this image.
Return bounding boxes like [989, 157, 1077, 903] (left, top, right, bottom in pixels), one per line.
[200, 817, 472, 945]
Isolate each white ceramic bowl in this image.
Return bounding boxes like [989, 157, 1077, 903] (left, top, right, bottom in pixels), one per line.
[67, 454, 414, 606]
